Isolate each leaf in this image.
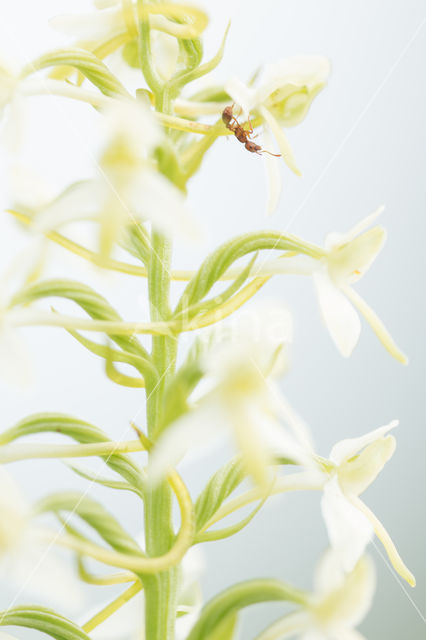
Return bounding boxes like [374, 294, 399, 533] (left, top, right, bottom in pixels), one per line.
[0, 606, 90, 640]
[11, 278, 150, 361]
[195, 457, 245, 532]
[36, 492, 142, 555]
[170, 22, 230, 94]
[194, 495, 266, 543]
[175, 231, 320, 313]
[0, 413, 143, 493]
[67, 462, 140, 495]
[120, 221, 151, 265]
[173, 253, 257, 326]
[64, 329, 156, 385]
[24, 49, 130, 98]
[156, 358, 204, 437]
[186, 580, 306, 640]
[206, 612, 238, 640]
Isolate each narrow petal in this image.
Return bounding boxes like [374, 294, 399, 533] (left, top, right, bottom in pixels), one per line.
[260, 107, 301, 175]
[329, 421, 398, 465]
[321, 477, 373, 573]
[343, 286, 408, 364]
[349, 495, 416, 587]
[262, 125, 282, 214]
[313, 271, 361, 357]
[325, 206, 385, 250]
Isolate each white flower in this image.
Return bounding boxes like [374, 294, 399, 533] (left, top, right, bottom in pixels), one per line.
[257, 552, 375, 640]
[0, 241, 47, 388]
[149, 304, 314, 489]
[0, 468, 82, 609]
[266, 207, 407, 362]
[0, 58, 26, 151]
[320, 421, 415, 587]
[33, 100, 199, 258]
[84, 546, 204, 639]
[226, 56, 330, 213]
[50, 2, 134, 42]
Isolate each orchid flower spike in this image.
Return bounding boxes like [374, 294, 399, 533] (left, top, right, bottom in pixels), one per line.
[320, 421, 415, 587]
[258, 551, 375, 640]
[148, 303, 314, 490]
[226, 55, 330, 213]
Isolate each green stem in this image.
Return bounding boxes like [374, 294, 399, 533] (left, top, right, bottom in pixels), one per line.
[144, 230, 179, 640]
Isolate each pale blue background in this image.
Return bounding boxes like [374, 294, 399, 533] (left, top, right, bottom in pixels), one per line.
[0, 1, 425, 638]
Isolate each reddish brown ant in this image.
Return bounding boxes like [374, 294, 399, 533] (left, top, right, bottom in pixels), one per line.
[222, 104, 281, 157]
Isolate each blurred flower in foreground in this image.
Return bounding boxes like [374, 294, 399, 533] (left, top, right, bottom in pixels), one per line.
[149, 304, 314, 490]
[265, 207, 407, 362]
[0, 242, 46, 388]
[226, 56, 330, 212]
[0, 468, 82, 609]
[84, 547, 204, 639]
[320, 421, 415, 586]
[257, 552, 375, 640]
[33, 100, 198, 259]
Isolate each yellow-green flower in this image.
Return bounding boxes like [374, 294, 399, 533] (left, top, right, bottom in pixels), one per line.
[257, 552, 375, 640]
[321, 422, 415, 587]
[226, 55, 330, 212]
[266, 207, 407, 362]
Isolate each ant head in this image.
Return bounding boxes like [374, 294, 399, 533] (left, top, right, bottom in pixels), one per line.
[245, 140, 262, 153]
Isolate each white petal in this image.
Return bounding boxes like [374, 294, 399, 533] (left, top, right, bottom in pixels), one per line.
[343, 286, 408, 364]
[34, 180, 103, 232]
[328, 227, 386, 286]
[49, 9, 122, 40]
[313, 271, 361, 357]
[0, 634, 20, 639]
[224, 77, 257, 116]
[147, 404, 226, 486]
[262, 125, 282, 214]
[349, 495, 416, 587]
[0, 327, 33, 388]
[329, 420, 398, 465]
[260, 107, 301, 175]
[257, 56, 331, 105]
[128, 169, 201, 244]
[256, 611, 310, 640]
[321, 477, 373, 573]
[325, 206, 385, 250]
[313, 555, 376, 631]
[100, 99, 161, 156]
